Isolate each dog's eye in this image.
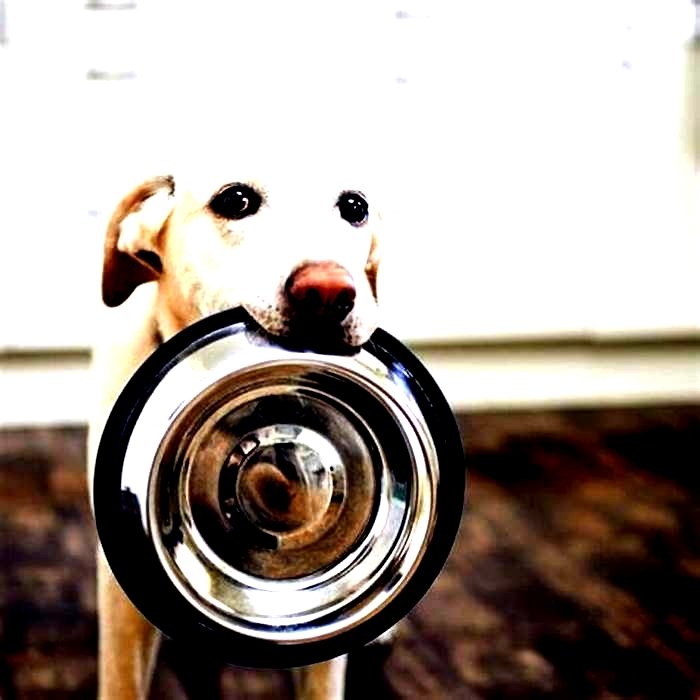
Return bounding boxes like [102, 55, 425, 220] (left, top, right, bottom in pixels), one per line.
[336, 191, 368, 226]
[208, 184, 262, 220]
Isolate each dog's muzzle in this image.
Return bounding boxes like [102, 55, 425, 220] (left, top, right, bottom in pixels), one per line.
[93, 308, 465, 668]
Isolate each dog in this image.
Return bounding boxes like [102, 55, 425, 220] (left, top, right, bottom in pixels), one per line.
[88, 151, 383, 699]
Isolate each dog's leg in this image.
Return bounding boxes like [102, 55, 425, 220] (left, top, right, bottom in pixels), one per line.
[97, 553, 162, 700]
[89, 287, 164, 698]
[292, 656, 348, 700]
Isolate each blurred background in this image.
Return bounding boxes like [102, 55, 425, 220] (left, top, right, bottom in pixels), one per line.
[1, 1, 699, 698]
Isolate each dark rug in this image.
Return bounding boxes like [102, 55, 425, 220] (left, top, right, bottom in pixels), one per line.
[1, 406, 699, 699]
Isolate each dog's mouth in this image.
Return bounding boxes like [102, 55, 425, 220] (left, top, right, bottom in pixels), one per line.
[281, 317, 363, 355]
[237, 302, 365, 356]
[255, 317, 361, 356]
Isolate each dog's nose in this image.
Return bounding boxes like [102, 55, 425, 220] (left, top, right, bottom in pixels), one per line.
[285, 261, 356, 322]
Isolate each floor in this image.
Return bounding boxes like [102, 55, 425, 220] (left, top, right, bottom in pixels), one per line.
[1, 406, 699, 699]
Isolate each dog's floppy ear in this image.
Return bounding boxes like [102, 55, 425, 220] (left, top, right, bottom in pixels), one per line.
[365, 230, 380, 300]
[102, 175, 175, 307]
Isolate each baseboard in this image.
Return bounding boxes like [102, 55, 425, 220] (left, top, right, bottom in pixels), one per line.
[2, 338, 699, 427]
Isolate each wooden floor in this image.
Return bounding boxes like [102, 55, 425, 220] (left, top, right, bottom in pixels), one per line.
[1, 406, 699, 699]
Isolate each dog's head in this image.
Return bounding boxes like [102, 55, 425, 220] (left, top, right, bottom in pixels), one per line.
[102, 170, 381, 350]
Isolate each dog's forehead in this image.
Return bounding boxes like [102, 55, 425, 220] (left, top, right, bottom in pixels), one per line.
[169, 124, 377, 206]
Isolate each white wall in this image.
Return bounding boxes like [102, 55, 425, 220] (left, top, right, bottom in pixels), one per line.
[1, 1, 699, 424]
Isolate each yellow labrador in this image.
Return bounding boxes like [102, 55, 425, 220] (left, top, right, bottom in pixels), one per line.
[89, 157, 381, 699]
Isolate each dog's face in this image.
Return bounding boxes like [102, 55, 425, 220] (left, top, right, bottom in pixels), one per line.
[103, 168, 380, 350]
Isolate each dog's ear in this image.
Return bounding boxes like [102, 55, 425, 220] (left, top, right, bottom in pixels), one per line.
[365, 230, 380, 300]
[102, 175, 176, 307]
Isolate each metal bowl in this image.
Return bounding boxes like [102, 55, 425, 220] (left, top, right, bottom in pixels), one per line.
[93, 308, 465, 668]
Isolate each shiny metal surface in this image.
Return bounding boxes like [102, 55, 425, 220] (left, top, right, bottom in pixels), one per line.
[118, 324, 440, 645]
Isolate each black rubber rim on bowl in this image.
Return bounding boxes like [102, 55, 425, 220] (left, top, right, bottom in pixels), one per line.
[93, 307, 466, 669]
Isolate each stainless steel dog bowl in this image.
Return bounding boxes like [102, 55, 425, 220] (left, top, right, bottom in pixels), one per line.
[93, 308, 465, 668]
